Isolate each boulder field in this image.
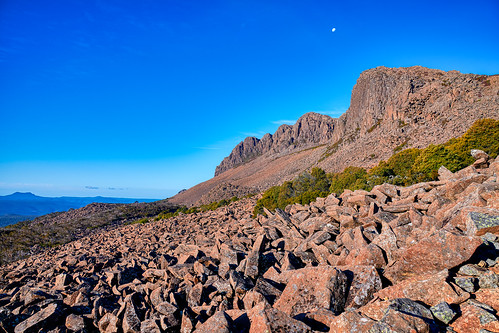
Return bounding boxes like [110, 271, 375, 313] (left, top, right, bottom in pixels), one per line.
[1, 151, 498, 332]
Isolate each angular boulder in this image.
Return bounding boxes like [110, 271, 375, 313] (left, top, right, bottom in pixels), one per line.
[193, 311, 233, 333]
[450, 301, 499, 333]
[328, 309, 375, 333]
[14, 302, 63, 333]
[274, 266, 348, 317]
[338, 265, 382, 309]
[384, 230, 482, 283]
[248, 302, 311, 333]
[370, 298, 435, 333]
[466, 210, 499, 236]
[375, 269, 469, 306]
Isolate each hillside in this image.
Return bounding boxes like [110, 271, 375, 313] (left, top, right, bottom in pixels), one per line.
[0, 200, 177, 265]
[0, 150, 498, 332]
[170, 66, 499, 206]
[0, 192, 159, 227]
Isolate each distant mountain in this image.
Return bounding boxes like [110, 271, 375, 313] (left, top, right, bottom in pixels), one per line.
[0, 192, 160, 226]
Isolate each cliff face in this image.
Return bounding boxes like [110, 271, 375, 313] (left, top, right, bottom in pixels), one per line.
[216, 66, 498, 178]
[334, 66, 495, 141]
[215, 112, 337, 176]
[172, 66, 498, 206]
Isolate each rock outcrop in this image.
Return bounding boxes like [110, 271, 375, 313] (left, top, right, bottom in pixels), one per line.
[171, 66, 498, 207]
[1, 151, 498, 332]
[215, 113, 337, 176]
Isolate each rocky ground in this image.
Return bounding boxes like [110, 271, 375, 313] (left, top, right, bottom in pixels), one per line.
[0, 151, 498, 332]
[0, 200, 176, 266]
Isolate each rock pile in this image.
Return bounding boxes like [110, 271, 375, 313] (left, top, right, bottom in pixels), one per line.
[1, 151, 498, 332]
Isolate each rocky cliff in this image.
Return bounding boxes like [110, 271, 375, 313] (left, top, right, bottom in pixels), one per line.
[215, 113, 337, 176]
[1, 151, 498, 332]
[171, 66, 498, 206]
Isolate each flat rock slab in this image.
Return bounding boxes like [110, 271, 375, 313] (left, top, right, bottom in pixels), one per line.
[384, 230, 482, 283]
[14, 302, 63, 333]
[274, 266, 348, 317]
[371, 298, 435, 333]
[375, 269, 469, 306]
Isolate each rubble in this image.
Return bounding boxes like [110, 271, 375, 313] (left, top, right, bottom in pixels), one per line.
[0, 154, 498, 332]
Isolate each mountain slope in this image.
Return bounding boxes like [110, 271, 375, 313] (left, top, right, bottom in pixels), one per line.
[0, 199, 177, 265]
[215, 112, 337, 176]
[170, 66, 499, 206]
[1, 153, 498, 332]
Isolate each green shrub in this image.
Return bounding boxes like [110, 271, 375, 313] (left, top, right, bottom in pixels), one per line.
[126, 217, 149, 225]
[393, 139, 409, 153]
[329, 166, 368, 194]
[253, 118, 499, 215]
[413, 144, 465, 180]
[445, 118, 499, 163]
[367, 119, 382, 133]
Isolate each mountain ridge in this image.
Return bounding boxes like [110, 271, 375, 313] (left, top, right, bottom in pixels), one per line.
[170, 65, 499, 207]
[215, 112, 337, 176]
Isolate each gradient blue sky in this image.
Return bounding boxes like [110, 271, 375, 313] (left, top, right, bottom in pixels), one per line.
[1, 0, 498, 199]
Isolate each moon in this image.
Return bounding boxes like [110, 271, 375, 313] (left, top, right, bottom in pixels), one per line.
[331, 28, 336, 32]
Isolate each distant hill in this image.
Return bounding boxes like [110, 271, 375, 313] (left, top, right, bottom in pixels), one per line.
[0, 192, 160, 227]
[0, 199, 177, 264]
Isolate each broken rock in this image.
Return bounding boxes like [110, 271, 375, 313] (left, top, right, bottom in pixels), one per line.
[384, 230, 482, 283]
[274, 266, 348, 317]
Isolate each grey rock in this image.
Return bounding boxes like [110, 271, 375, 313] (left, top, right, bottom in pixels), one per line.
[478, 272, 499, 289]
[471, 149, 489, 161]
[466, 211, 499, 236]
[482, 232, 498, 242]
[388, 298, 433, 320]
[486, 258, 496, 266]
[430, 302, 457, 324]
[454, 277, 477, 292]
[458, 264, 486, 276]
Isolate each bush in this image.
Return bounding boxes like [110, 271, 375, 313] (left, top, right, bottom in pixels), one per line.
[253, 118, 499, 215]
[329, 166, 368, 194]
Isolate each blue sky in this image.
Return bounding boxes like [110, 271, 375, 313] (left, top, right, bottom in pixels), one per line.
[1, 0, 498, 199]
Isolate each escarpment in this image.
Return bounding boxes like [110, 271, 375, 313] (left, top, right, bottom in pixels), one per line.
[215, 112, 337, 176]
[171, 66, 498, 207]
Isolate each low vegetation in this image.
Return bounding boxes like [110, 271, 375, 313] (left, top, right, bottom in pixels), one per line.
[253, 118, 499, 216]
[154, 195, 254, 220]
[319, 138, 343, 162]
[0, 190, 254, 265]
[1, 119, 497, 265]
[0, 200, 177, 265]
